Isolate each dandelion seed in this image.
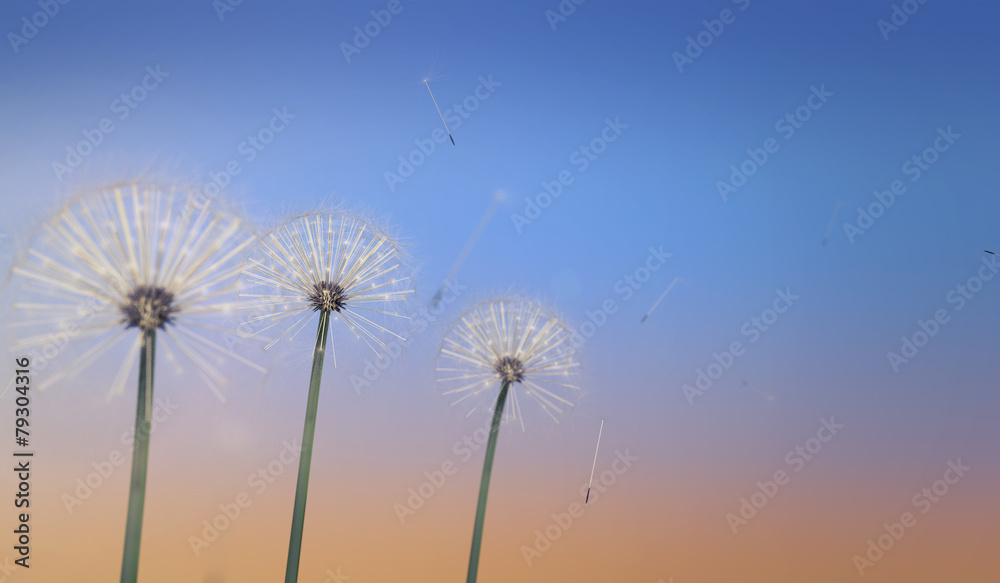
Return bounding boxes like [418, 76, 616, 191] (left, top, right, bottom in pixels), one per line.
[424, 78, 456, 146]
[436, 298, 580, 583]
[237, 212, 413, 583]
[585, 418, 604, 503]
[742, 379, 775, 402]
[429, 190, 505, 309]
[640, 277, 687, 324]
[821, 201, 842, 246]
[9, 182, 260, 583]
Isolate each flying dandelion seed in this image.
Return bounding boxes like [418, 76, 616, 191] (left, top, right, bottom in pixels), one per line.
[236, 212, 413, 583]
[436, 298, 579, 583]
[429, 190, 506, 309]
[9, 182, 261, 583]
[821, 201, 843, 246]
[742, 379, 775, 402]
[640, 277, 686, 324]
[424, 79, 456, 146]
[585, 418, 605, 503]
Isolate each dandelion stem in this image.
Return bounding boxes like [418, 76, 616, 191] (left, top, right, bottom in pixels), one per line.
[121, 329, 156, 583]
[285, 311, 331, 583]
[466, 380, 510, 583]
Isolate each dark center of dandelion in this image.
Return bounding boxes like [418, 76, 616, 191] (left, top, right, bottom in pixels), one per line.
[122, 285, 177, 331]
[309, 281, 347, 313]
[495, 356, 526, 384]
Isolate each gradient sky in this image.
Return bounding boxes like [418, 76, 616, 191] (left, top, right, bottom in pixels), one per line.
[1, 1, 998, 582]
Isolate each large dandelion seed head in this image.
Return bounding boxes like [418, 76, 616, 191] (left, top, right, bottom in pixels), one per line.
[436, 299, 580, 431]
[9, 182, 264, 400]
[236, 212, 414, 365]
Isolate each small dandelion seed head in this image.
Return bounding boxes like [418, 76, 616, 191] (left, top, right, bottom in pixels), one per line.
[121, 285, 177, 331]
[436, 298, 581, 430]
[236, 211, 414, 361]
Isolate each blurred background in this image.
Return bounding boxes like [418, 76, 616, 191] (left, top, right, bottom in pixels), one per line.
[0, 1, 998, 581]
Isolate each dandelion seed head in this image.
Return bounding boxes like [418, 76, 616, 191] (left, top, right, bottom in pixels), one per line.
[436, 298, 580, 430]
[237, 212, 414, 363]
[10, 182, 264, 397]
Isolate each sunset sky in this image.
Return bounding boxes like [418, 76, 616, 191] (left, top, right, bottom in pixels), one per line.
[1, 1, 998, 581]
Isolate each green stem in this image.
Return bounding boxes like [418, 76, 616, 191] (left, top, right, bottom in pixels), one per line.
[466, 381, 510, 583]
[285, 311, 331, 583]
[121, 329, 156, 583]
